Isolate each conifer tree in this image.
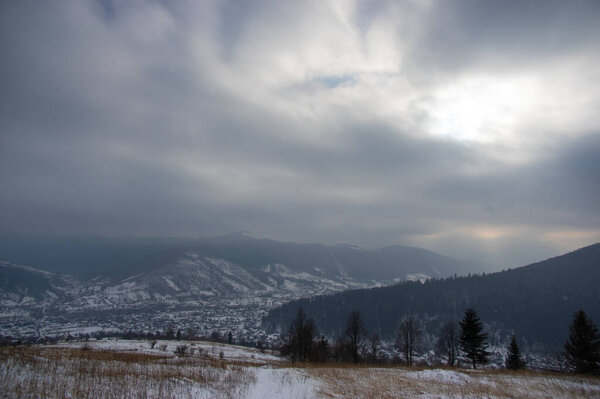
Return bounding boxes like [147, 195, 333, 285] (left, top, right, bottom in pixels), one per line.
[505, 335, 525, 370]
[459, 308, 490, 369]
[564, 310, 600, 374]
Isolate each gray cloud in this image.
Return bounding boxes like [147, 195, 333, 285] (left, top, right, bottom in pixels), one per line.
[413, 0, 600, 72]
[1, 0, 599, 268]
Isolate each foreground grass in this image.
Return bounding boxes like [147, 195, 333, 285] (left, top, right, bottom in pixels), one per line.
[304, 364, 600, 399]
[0, 345, 254, 398]
[1, 342, 599, 398]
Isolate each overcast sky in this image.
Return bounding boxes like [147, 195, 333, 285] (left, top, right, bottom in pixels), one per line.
[1, 0, 599, 268]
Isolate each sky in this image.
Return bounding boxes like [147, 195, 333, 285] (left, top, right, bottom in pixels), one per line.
[1, 0, 599, 268]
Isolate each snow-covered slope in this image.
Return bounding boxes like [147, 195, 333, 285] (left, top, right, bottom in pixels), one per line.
[0, 261, 74, 305]
[0, 253, 377, 340]
[0, 234, 493, 341]
[62, 252, 374, 309]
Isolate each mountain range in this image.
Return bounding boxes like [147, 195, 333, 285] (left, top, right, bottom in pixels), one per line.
[0, 234, 488, 340]
[0, 234, 491, 282]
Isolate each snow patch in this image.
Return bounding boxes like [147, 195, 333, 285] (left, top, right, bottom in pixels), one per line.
[247, 367, 320, 399]
[409, 369, 469, 385]
[406, 273, 432, 283]
[162, 277, 180, 291]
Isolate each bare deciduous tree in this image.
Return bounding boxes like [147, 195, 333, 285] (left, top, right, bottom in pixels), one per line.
[281, 307, 317, 363]
[344, 310, 367, 364]
[396, 315, 422, 366]
[436, 321, 458, 366]
[368, 333, 381, 364]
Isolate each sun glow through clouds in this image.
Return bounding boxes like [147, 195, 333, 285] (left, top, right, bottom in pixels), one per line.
[426, 74, 540, 144]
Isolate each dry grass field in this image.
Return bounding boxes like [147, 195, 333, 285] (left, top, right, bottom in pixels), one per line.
[0, 345, 254, 398]
[1, 341, 599, 398]
[308, 365, 600, 398]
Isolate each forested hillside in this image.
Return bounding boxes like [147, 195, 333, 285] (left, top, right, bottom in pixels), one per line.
[264, 244, 600, 349]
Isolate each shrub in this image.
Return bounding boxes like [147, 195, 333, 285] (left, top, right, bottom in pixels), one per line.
[175, 345, 188, 357]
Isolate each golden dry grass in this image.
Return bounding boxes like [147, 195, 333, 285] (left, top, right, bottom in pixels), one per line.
[307, 365, 600, 399]
[0, 345, 254, 399]
[2, 345, 599, 398]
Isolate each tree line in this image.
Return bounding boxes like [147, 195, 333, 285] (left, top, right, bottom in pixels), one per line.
[280, 306, 600, 374]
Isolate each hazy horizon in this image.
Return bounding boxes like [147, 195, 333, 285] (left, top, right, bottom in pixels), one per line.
[2, 1, 600, 268]
[2, 231, 596, 271]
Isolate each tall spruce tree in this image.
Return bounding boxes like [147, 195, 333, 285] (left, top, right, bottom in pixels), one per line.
[564, 310, 600, 374]
[505, 335, 525, 370]
[459, 308, 490, 369]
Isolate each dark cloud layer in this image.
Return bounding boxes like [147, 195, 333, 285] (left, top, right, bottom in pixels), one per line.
[1, 0, 599, 268]
[417, 0, 600, 71]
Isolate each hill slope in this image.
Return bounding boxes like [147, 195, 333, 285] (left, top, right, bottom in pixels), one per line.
[0, 261, 73, 303]
[264, 243, 600, 349]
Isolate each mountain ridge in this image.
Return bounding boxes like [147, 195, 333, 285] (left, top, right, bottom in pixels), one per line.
[0, 234, 492, 281]
[0, 234, 490, 340]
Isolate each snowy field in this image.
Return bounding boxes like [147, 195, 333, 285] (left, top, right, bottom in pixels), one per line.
[1, 339, 599, 398]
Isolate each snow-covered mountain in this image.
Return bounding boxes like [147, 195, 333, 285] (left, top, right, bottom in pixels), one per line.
[0, 255, 377, 341]
[0, 234, 493, 282]
[0, 235, 491, 340]
[60, 252, 375, 311]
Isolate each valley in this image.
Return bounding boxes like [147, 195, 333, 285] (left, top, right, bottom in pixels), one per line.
[0, 255, 377, 343]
